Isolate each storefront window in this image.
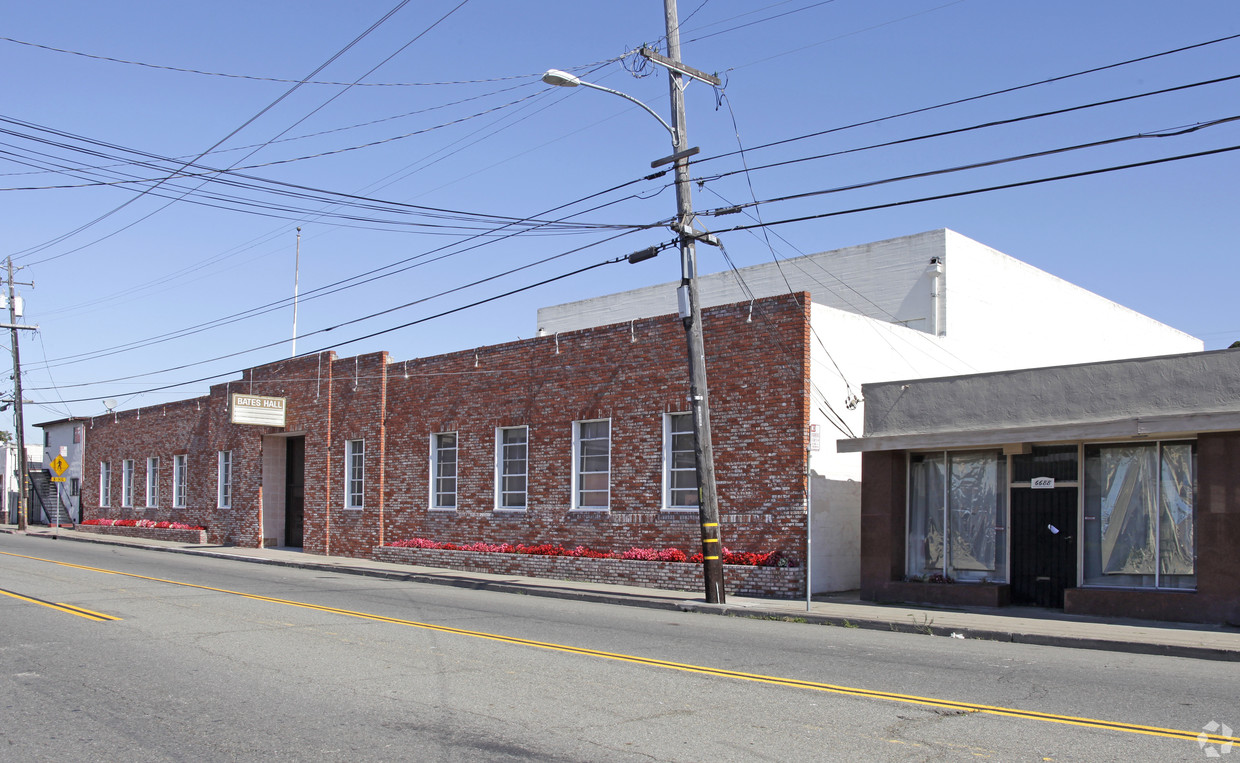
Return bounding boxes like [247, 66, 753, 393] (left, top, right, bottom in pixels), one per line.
[908, 450, 1006, 582]
[1082, 442, 1195, 589]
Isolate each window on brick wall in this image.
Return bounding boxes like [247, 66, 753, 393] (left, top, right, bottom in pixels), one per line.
[345, 439, 365, 509]
[431, 432, 457, 509]
[496, 426, 527, 510]
[217, 450, 232, 508]
[573, 419, 610, 509]
[173, 454, 187, 508]
[664, 412, 698, 510]
[121, 459, 134, 508]
[99, 462, 111, 507]
[146, 457, 159, 507]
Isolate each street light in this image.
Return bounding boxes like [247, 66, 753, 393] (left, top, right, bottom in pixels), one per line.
[543, 62, 726, 604]
[541, 70, 678, 143]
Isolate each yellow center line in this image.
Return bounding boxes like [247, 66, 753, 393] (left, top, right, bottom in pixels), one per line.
[2, 550, 1233, 746]
[0, 586, 120, 622]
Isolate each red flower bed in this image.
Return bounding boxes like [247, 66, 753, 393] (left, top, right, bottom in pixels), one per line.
[82, 518, 205, 531]
[387, 537, 797, 568]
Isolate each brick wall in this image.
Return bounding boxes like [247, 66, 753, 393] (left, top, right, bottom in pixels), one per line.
[79, 294, 813, 594]
[372, 546, 805, 599]
[77, 524, 208, 545]
[382, 294, 811, 566]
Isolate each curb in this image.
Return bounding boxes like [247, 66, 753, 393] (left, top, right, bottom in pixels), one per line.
[10, 529, 1240, 662]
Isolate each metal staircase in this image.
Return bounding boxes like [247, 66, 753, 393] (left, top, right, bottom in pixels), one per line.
[27, 470, 74, 527]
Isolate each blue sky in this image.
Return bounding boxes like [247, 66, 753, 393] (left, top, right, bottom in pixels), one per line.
[4, 0, 1238, 435]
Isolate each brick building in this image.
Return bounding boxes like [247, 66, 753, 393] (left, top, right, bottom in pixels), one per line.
[79, 293, 813, 595]
[69, 230, 1204, 601]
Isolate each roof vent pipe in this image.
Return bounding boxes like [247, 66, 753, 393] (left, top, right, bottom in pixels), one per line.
[927, 258, 944, 336]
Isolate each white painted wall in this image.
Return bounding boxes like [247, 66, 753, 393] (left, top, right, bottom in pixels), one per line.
[38, 420, 84, 522]
[805, 309, 978, 592]
[3, 443, 20, 523]
[538, 230, 946, 336]
[940, 230, 1202, 370]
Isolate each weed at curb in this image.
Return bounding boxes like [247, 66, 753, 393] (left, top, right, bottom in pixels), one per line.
[908, 613, 936, 635]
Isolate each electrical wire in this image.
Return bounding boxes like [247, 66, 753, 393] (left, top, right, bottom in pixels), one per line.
[707, 115, 1240, 215]
[7, 0, 421, 264]
[696, 74, 1240, 186]
[35, 175, 662, 367]
[30, 247, 653, 405]
[692, 32, 1240, 168]
[708, 144, 1240, 234]
[0, 34, 628, 87]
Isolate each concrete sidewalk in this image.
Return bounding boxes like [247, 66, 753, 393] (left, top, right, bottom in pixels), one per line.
[5, 524, 1239, 662]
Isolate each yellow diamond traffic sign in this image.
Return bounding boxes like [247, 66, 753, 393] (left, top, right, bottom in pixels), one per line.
[50, 454, 69, 477]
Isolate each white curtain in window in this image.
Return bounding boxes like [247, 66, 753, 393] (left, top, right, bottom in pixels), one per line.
[949, 453, 998, 572]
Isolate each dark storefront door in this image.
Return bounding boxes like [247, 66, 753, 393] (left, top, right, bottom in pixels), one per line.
[1010, 486, 1077, 607]
[285, 436, 305, 548]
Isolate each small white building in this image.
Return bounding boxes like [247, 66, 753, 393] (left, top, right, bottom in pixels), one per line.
[2, 442, 21, 523]
[34, 417, 85, 524]
[537, 229, 1203, 592]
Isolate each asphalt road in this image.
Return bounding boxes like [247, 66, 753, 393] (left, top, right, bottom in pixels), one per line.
[0, 533, 1235, 762]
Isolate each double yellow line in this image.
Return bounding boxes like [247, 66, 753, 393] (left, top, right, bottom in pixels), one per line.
[2, 550, 1236, 747]
[0, 586, 121, 622]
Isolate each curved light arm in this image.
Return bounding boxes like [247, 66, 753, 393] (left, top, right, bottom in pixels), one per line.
[542, 69, 677, 144]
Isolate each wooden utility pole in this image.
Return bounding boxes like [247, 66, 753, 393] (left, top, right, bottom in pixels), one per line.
[4, 258, 36, 531]
[660, 0, 726, 604]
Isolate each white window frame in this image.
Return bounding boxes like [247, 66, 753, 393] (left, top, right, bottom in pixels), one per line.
[145, 457, 160, 507]
[495, 426, 528, 511]
[99, 462, 111, 507]
[173, 454, 187, 508]
[430, 432, 458, 510]
[572, 419, 611, 510]
[345, 439, 365, 509]
[121, 459, 134, 508]
[217, 450, 232, 509]
[663, 412, 698, 511]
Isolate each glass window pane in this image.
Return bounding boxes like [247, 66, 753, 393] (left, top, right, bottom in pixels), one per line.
[1101, 445, 1158, 576]
[671, 489, 698, 507]
[1159, 443, 1195, 580]
[580, 421, 608, 439]
[578, 490, 608, 507]
[580, 455, 609, 473]
[580, 473, 608, 491]
[907, 453, 945, 577]
[503, 475, 526, 493]
[948, 452, 1000, 573]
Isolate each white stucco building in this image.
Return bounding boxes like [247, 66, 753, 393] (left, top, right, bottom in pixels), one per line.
[35, 417, 85, 524]
[537, 229, 1203, 593]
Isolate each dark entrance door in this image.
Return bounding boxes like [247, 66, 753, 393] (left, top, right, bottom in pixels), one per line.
[1010, 486, 1076, 607]
[285, 436, 305, 548]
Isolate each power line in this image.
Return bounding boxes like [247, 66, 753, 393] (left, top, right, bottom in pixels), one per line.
[7, 0, 419, 264]
[710, 144, 1240, 233]
[35, 175, 661, 367]
[694, 31, 1240, 168]
[0, 34, 628, 87]
[31, 248, 653, 405]
[697, 74, 1240, 185]
[707, 115, 1240, 214]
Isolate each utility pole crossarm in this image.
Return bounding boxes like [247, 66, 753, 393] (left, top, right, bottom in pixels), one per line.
[639, 46, 722, 87]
